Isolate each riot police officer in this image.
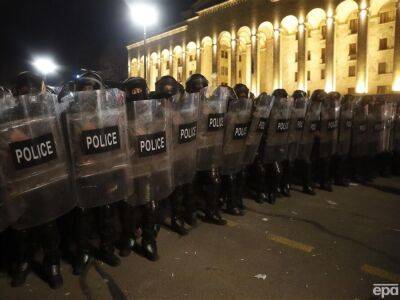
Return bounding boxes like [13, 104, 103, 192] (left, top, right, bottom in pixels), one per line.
[193, 74, 227, 225]
[219, 83, 252, 214]
[153, 75, 195, 235]
[119, 77, 163, 261]
[65, 71, 122, 274]
[5, 71, 74, 289]
[263, 89, 291, 203]
[332, 94, 354, 186]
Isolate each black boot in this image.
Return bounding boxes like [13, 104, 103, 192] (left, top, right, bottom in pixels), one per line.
[255, 192, 268, 203]
[11, 261, 30, 287]
[280, 184, 291, 197]
[11, 229, 30, 287]
[204, 211, 227, 225]
[73, 251, 91, 275]
[43, 262, 63, 289]
[303, 185, 316, 195]
[171, 217, 188, 236]
[98, 246, 120, 267]
[267, 192, 276, 204]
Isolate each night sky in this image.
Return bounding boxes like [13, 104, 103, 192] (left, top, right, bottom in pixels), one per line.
[0, 0, 196, 86]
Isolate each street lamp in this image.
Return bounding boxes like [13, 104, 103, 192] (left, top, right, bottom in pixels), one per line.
[129, 2, 158, 80]
[32, 57, 58, 80]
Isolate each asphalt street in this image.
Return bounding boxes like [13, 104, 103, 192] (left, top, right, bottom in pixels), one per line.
[1, 177, 400, 300]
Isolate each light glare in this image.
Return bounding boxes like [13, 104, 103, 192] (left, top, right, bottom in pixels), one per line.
[32, 57, 58, 75]
[130, 2, 158, 27]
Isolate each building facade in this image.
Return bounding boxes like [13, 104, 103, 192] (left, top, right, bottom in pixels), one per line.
[126, 0, 400, 95]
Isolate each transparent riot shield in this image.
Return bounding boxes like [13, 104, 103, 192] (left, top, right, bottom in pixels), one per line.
[196, 86, 228, 171]
[287, 96, 307, 162]
[351, 99, 370, 158]
[0, 93, 74, 230]
[336, 100, 354, 156]
[263, 96, 291, 163]
[220, 98, 253, 175]
[298, 101, 321, 162]
[65, 89, 131, 208]
[383, 95, 396, 152]
[368, 98, 387, 156]
[126, 98, 173, 206]
[171, 92, 199, 187]
[243, 94, 274, 166]
[319, 96, 341, 158]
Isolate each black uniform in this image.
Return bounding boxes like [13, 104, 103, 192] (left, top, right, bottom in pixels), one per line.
[119, 77, 160, 261]
[8, 72, 64, 289]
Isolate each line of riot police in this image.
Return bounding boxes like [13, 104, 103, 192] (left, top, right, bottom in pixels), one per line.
[0, 71, 399, 290]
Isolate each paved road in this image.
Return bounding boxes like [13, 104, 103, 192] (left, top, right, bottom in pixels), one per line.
[1, 177, 400, 300]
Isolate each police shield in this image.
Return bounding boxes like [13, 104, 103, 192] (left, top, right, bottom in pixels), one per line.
[0, 93, 74, 230]
[263, 96, 291, 163]
[243, 94, 274, 166]
[336, 98, 354, 156]
[298, 101, 321, 162]
[319, 95, 340, 158]
[126, 98, 173, 206]
[171, 92, 199, 187]
[196, 86, 228, 171]
[368, 97, 388, 156]
[220, 97, 253, 175]
[351, 98, 370, 158]
[287, 96, 307, 162]
[65, 89, 131, 208]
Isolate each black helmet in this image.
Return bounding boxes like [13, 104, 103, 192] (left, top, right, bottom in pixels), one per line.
[233, 83, 249, 99]
[15, 71, 44, 96]
[155, 75, 178, 98]
[292, 90, 307, 99]
[272, 88, 288, 98]
[310, 89, 327, 103]
[75, 70, 103, 92]
[328, 91, 341, 100]
[186, 74, 208, 93]
[122, 77, 149, 102]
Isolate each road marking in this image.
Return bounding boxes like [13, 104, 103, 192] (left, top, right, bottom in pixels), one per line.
[361, 264, 400, 283]
[266, 233, 314, 253]
[226, 219, 239, 227]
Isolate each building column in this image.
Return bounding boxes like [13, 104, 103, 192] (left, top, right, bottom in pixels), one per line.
[325, 13, 335, 92]
[145, 52, 150, 83]
[169, 46, 173, 77]
[392, 0, 400, 91]
[297, 23, 307, 91]
[231, 39, 237, 87]
[128, 50, 132, 77]
[157, 51, 162, 79]
[356, 2, 369, 93]
[196, 46, 201, 74]
[273, 28, 281, 90]
[212, 40, 218, 88]
[251, 34, 258, 94]
[181, 47, 187, 83]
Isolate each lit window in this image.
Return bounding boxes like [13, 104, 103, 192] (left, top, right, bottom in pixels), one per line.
[321, 48, 326, 64]
[307, 51, 311, 61]
[348, 87, 355, 94]
[321, 69, 325, 80]
[295, 52, 298, 63]
[307, 71, 311, 81]
[295, 72, 298, 82]
[239, 55, 242, 62]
